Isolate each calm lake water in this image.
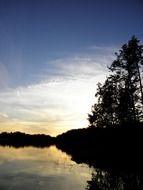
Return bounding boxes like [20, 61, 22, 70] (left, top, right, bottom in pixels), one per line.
[0, 145, 91, 190]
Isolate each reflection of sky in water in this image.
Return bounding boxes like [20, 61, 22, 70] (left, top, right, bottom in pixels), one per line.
[0, 146, 91, 190]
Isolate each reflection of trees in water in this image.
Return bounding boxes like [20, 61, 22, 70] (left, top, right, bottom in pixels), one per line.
[86, 168, 143, 190]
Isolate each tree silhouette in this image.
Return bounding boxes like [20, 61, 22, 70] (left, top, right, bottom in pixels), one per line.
[88, 36, 143, 128]
[88, 77, 118, 128]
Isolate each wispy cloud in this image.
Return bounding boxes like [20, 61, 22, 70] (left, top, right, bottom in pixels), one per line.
[41, 52, 114, 81]
[0, 49, 115, 136]
[86, 44, 118, 53]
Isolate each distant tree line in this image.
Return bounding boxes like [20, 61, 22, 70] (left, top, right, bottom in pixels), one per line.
[88, 36, 143, 128]
[0, 132, 54, 147]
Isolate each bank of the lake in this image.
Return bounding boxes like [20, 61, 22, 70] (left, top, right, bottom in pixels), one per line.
[0, 125, 143, 172]
[56, 125, 143, 172]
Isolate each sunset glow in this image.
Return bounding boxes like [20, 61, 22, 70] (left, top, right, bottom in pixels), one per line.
[0, 0, 142, 136]
[0, 55, 111, 136]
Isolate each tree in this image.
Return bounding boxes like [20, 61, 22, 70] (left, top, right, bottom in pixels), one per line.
[88, 76, 119, 128]
[109, 36, 143, 123]
[88, 36, 143, 128]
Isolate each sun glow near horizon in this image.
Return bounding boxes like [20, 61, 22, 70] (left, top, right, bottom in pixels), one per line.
[0, 54, 112, 136]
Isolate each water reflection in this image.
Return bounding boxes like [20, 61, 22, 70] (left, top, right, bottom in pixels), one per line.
[86, 168, 143, 190]
[0, 146, 91, 190]
[1, 145, 142, 190]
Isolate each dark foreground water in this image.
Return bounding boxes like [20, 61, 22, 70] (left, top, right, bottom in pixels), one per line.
[0, 146, 91, 190]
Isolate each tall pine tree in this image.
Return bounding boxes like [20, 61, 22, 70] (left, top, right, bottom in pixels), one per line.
[88, 36, 143, 128]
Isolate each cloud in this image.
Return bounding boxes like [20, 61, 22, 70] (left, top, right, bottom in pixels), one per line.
[0, 113, 9, 122]
[41, 53, 113, 81]
[0, 50, 115, 136]
[86, 45, 118, 53]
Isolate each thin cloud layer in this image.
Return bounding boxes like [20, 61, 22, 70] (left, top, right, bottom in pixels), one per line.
[0, 51, 114, 136]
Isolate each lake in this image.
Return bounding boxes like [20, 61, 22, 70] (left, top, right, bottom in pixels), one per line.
[0, 145, 143, 190]
[0, 145, 92, 190]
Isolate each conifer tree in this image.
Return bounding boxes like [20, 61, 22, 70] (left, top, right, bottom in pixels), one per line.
[88, 36, 143, 128]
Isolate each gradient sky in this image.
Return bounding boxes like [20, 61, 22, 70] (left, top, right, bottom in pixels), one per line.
[0, 0, 143, 136]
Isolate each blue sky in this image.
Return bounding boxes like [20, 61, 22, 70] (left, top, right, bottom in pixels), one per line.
[0, 0, 143, 135]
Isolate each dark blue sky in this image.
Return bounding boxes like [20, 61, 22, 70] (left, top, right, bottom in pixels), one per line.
[0, 0, 143, 87]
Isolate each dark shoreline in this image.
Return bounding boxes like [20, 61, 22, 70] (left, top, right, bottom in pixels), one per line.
[55, 126, 143, 172]
[0, 126, 143, 172]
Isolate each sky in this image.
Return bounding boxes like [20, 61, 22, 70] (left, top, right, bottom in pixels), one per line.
[0, 0, 143, 136]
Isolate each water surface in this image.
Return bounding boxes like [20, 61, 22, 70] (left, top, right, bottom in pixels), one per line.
[0, 146, 91, 190]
